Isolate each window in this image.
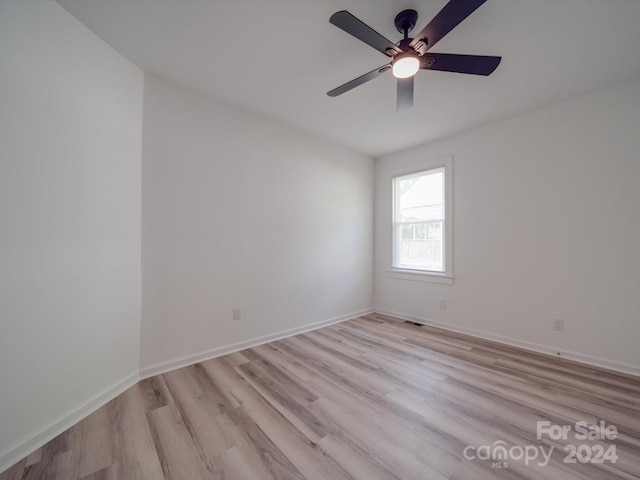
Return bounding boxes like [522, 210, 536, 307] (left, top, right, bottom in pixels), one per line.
[390, 158, 452, 282]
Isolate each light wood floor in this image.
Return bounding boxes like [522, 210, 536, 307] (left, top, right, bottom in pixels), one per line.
[2, 313, 639, 479]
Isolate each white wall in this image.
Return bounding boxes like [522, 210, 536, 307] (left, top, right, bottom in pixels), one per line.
[140, 75, 373, 373]
[0, 0, 143, 470]
[375, 80, 640, 374]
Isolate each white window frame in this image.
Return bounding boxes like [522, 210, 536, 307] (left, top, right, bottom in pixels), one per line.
[388, 156, 453, 285]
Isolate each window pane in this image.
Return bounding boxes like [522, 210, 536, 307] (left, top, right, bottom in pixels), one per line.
[396, 221, 443, 271]
[427, 222, 441, 239]
[401, 224, 413, 240]
[397, 171, 443, 222]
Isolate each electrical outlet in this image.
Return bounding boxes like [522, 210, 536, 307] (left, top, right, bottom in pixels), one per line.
[440, 299, 447, 310]
[553, 319, 564, 331]
[233, 308, 241, 321]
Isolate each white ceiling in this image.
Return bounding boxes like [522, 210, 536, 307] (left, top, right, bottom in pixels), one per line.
[58, 0, 640, 158]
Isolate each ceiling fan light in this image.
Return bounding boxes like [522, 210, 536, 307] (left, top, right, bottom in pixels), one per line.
[392, 54, 420, 78]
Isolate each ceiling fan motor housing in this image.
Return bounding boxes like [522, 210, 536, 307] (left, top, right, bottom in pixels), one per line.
[394, 9, 418, 36]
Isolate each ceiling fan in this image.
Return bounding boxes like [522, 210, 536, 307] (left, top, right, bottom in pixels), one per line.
[327, 0, 501, 111]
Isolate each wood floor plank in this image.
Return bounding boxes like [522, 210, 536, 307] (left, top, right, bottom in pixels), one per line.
[163, 363, 235, 416]
[310, 396, 454, 480]
[21, 450, 73, 480]
[110, 383, 166, 479]
[214, 446, 265, 480]
[79, 463, 122, 480]
[251, 343, 313, 382]
[214, 412, 290, 480]
[234, 355, 331, 442]
[2, 314, 639, 480]
[296, 363, 461, 477]
[0, 459, 24, 480]
[147, 404, 218, 480]
[24, 449, 41, 467]
[317, 431, 403, 480]
[138, 376, 174, 412]
[223, 351, 251, 367]
[70, 402, 114, 478]
[222, 405, 307, 480]
[212, 359, 354, 480]
[170, 394, 235, 461]
[278, 335, 397, 397]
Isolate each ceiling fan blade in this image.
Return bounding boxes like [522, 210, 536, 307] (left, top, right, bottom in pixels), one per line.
[330, 11, 402, 57]
[421, 53, 501, 75]
[409, 0, 487, 54]
[397, 76, 414, 111]
[327, 65, 391, 97]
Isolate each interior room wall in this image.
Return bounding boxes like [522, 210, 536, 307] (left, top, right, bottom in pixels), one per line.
[375, 80, 640, 374]
[0, 0, 143, 470]
[140, 74, 374, 374]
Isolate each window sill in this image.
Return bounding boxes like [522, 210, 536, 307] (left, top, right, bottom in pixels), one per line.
[386, 269, 454, 285]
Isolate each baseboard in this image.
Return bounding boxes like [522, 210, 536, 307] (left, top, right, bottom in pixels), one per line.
[139, 308, 374, 379]
[0, 372, 140, 475]
[375, 308, 640, 378]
